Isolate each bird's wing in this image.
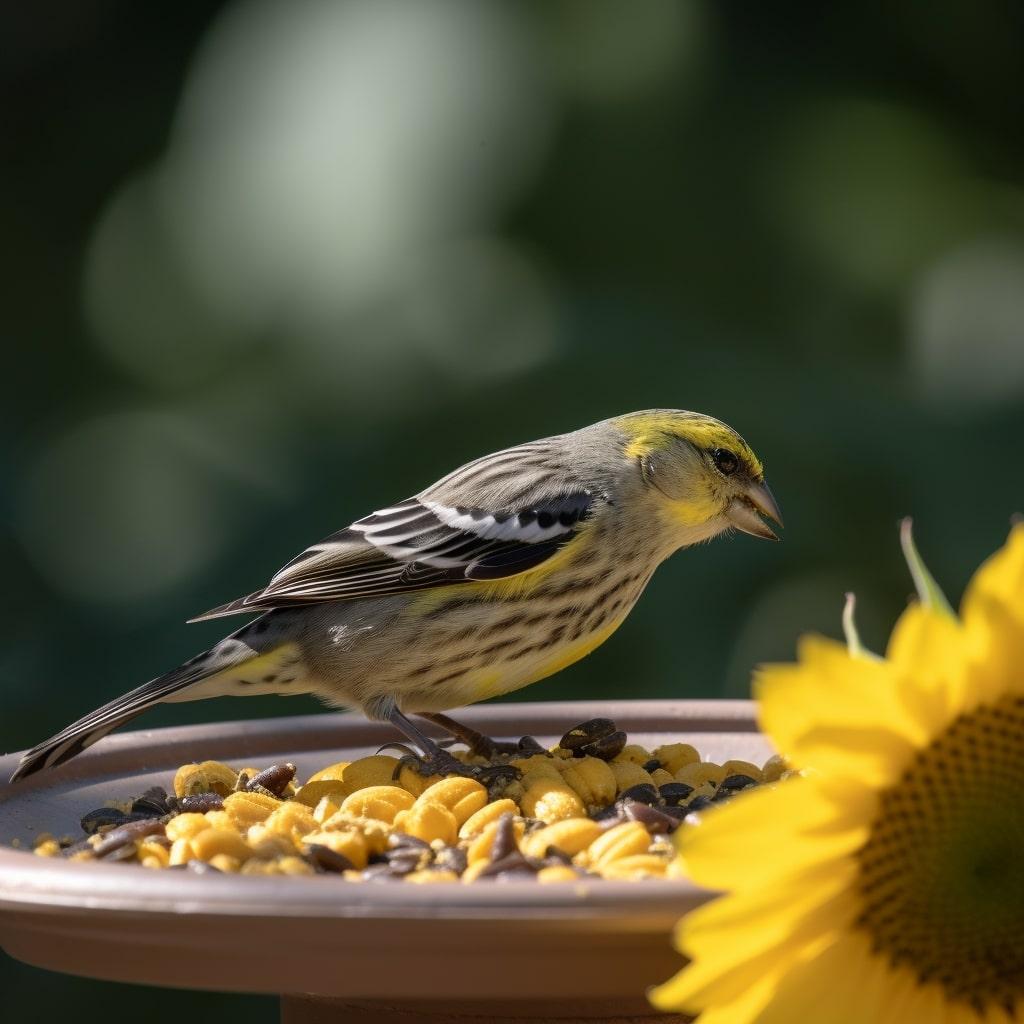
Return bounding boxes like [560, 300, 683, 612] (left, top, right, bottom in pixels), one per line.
[189, 441, 597, 621]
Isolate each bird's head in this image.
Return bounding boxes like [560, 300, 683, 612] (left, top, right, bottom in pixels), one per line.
[611, 409, 783, 544]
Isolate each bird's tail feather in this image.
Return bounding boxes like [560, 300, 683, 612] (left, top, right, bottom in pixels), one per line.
[9, 638, 266, 783]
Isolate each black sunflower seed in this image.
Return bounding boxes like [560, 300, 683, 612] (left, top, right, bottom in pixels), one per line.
[559, 718, 617, 753]
[617, 783, 660, 806]
[658, 783, 694, 806]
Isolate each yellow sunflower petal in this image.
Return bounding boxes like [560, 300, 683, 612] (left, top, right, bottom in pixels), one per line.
[757, 636, 929, 779]
[751, 930, 896, 1024]
[886, 602, 968, 727]
[659, 862, 858, 1011]
[962, 594, 1024, 705]
[686, 969, 781, 1024]
[961, 523, 1024, 625]
[678, 776, 872, 892]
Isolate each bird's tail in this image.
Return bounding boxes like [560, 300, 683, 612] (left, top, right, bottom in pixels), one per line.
[9, 632, 305, 783]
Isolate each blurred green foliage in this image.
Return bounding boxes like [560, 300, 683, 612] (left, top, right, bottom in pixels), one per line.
[3, 1, 1023, 1020]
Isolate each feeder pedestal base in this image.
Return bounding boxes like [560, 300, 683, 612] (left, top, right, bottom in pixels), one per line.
[281, 995, 689, 1023]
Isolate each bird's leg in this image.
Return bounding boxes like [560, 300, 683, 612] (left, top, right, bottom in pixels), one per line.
[383, 706, 521, 789]
[414, 712, 529, 760]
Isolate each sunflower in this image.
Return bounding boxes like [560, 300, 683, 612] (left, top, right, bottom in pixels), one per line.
[651, 521, 1024, 1023]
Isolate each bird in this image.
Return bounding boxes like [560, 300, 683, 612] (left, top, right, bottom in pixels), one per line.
[10, 409, 782, 784]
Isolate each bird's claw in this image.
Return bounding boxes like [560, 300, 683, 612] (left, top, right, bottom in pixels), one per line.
[394, 750, 521, 797]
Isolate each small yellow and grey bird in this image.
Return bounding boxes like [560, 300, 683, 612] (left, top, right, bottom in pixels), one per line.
[11, 409, 781, 783]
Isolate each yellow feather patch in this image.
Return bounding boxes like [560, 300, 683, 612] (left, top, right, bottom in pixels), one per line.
[618, 411, 763, 477]
[468, 618, 626, 702]
[409, 522, 597, 614]
[164, 643, 305, 701]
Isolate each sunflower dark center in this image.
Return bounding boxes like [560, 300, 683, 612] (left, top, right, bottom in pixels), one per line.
[856, 695, 1024, 1017]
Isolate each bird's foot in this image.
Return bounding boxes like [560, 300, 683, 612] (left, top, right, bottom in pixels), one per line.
[395, 749, 521, 795]
[416, 712, 545, 761]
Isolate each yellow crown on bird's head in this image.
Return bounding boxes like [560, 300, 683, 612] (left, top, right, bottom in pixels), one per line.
[613, 409, 765, 480]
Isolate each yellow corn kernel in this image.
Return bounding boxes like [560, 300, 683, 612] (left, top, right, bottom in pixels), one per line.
[165, 813, 213, 842]
[405, 869, 460, 884]
[537, 865, 579, 883]
[613, 744, 652, 766]
[202, 810, 235, 831]
[137, 840, 170, 867]
[762, 754, 787, 782]
[394, 764, 444, 798]
[721, 759, 763, 783]
[343, 755, 401, 793]
[306, 760, 351, 784]
[600, 854, 670, 880]
[609, 762, 654, 795]
[512, 755, 562, 780]
[458, 798, 519, 840]
[393, 803, 458, 846]
[650, 768, 675, 788]
[341, 785, 415, 824]
[246, 825, 297, 860]
[293, 780, 348, 809]
[208, 854, 242, 873]
[222, 790, 282, 828]
[652, 743, 700, 774]
[559, 757, 617, 810]
[319, 812, 390, 854]
[312, 795, 341, 824]
[466, 818, 526, 865]
[277, 855, 315, 876]
[582, 821, 651, 870]
[140, 855, 164, 869]
[190, 827, 252, 862]
[33, 838, 60, 858]
[521, 818, 603, 860]
[173, 760, 238, 798]
[239, 860, 275, 875]
[304, 830, 368, 869]
[168, 837, 196, 866]
[414, 777, 487, 826]
[520, 778, 587, 823]
[263, 802, 318, 842]
[675, 762, 726, 788]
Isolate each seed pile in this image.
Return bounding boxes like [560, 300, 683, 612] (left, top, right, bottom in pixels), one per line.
[31, 719, 790, 882]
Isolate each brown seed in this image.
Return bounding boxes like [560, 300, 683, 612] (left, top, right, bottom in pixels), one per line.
[305, 844, 354, 873]
[476, 851, 538, 880]
[387, 832, 431, 852]
[622, 801, 679, 834]
[92, 818, 166, 858]
[489, 812, 517, 863]
[178, 792, 225, 814]
[80, 808, 135, 835]
[246, 763, 296, 797]
[435, 845, 468, 875]
[131, 787, 171, 816]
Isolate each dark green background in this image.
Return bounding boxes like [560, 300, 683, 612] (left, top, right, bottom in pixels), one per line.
[3, 2, 1023, 1020]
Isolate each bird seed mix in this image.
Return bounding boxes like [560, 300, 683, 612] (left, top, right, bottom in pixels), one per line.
[30, 718, 792, 882]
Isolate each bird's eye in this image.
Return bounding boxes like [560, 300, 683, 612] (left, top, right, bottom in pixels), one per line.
[711, 448, 739, 475]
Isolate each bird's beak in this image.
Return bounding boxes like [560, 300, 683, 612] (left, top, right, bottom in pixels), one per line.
[726, 480, 784, 541]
